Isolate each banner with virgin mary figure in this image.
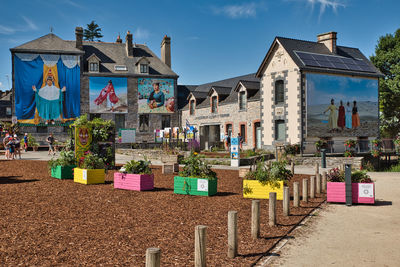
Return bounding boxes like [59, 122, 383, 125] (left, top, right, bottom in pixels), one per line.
[14, 53, 80, 124]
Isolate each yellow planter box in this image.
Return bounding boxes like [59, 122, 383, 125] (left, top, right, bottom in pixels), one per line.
[74, 168, 105, 185]
[243, 180, 284, 200]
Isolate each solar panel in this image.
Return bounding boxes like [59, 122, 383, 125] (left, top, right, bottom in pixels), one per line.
[294, 51, 376, 73]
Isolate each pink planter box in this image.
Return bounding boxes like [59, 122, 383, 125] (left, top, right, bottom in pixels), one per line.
[327, 182, 375, 204]
[114, 173, 154, 191]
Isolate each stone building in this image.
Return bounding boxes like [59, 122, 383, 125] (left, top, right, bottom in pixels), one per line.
[180, 74, 261, 150]
[0, 90, 12, 122]
[10, 27, 178, 143]
[256, 32, 383, 152]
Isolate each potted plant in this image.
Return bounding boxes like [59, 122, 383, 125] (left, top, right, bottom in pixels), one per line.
[27, 133, 39, 151]
[48, 150, 76, 179]
[74, 152, 106, 185]
[114, 159, 154, 191]
[174, 152, 218, 196]
[327, 168, 375, 204]
[243, 160, 292, 200]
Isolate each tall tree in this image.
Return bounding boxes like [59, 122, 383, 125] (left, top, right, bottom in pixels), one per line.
[370, 29, 400, 137]
[83, 21, 103, 42]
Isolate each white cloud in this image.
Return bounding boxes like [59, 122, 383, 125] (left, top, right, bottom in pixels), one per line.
[62, 0, 84, 9]
[21, 16, 38, 31]
[212, 2, 260, 19]
[0, 16, 39, 35]
[134, 27, 150, 40]
[306, 0, 346, 19]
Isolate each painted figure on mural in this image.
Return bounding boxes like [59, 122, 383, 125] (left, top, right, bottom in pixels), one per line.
[337, 100, 345, 130]
[148, 82, 165, 109]
[345, 101, 352, 129]
[352, 101, 360, 129]
[324, 99, 338, 133]
[32, 69, 65, 123]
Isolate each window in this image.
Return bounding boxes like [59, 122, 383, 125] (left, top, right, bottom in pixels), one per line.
[189, 100, 195, 115]
[139, 114, 149, 132]
[162, 115, 170, 129]
[211, 96, 218, 113]
[6, 107, 11, 116]
[140, 64, 148, 73]
[115, 114, 125, 131]
[89, 62, 99, 72]
[226, 123, 232, 137]
[275, 80, 284, 104]
[239, 91, 246, 110]
[275, 120, 285, 141]
[240, 124, 246, 143]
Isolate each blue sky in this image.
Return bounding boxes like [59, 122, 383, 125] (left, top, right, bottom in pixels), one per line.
[0, 0, 399, 90]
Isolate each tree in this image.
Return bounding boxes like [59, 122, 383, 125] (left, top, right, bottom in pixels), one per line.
[370, 29, 400, 137]
[83, 21, 103, 42]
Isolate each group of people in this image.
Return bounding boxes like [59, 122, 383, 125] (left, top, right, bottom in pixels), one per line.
[2, 133, 26, 160]
[324, 99, 360, 133]
[224, 133, 244, 151]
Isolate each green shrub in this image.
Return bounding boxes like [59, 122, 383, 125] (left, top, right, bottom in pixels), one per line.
[245, 160, 293, 188]
[327, 168, 373, 183]
[79, 152, 105, 169]
[179, 152, 217, 180]
[387, 163, 400, 172]
[121, 159, 152, 174]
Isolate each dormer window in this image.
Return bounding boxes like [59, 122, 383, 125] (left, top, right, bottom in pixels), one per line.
[136, 56, 150, 74]
[87, 53, 101, 73]
[211, 96, 218, 113]
[140, 64, 148, 74]
[239, 91, 246, 110]
[89, 62, 99, 72]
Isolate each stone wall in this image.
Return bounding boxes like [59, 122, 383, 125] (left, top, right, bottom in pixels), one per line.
[117, 148, 185, 163]
[293, 156, 364, 169]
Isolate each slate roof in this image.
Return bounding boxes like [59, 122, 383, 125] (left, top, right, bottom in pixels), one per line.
[10, 34, 84, 55]
[177, 85, 197, 110]
[256, 36, 383, 78]
[180, 73, 260, 110]
[10, 33, 177, 77]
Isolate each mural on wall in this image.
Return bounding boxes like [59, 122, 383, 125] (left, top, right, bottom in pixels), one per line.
[89, 77, 128, 113]
[14, 53, 81, 124]
[306, 73, 379, 137]
[75, 126, 92, 163]
[138, 78, 175, 113]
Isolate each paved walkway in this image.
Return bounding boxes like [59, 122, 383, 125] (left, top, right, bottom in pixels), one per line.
[268, 172, 400, 267]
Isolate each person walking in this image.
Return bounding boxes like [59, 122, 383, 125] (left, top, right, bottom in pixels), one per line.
[13, 134, 21, 159]
[6, 136, 15, 160]
[237, 133, 243, 150]
[24, 133, 28, 152]
[3, 133, 10, 159]
[47, 133, 55, 156]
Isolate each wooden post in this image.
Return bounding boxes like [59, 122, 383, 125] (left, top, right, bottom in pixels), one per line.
[146, 248, 161, 267]
[310, 176, 315, 198]
[283, 186, 290, 216]
[293, 182, 300, 207]
[316, 173, 321, 194]
[227, 211, 238, 258]
[322, 171, 327, 192]
[291, 161, 295, 175]
[269, 192, 276, 227]
[315, 162, 319, 176]
[195, 225, 207, 267]
[302, 179, 308, 202]
[251, 200, 260, 239]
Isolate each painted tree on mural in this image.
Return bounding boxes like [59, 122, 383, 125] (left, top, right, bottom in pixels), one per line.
[83, 21, 103, 42]
[370, 29, 400, 137]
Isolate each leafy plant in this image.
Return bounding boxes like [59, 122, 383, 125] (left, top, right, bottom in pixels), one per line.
[245, 160, 292, 188]
[315, 140, 327, 151]
[179, 152, 217, 180]
[344, 139, 357, 149]
[79, 152, 105, 170]
[284, 144, 300, 155]
[344, 150, 355, 157]
[120, 159, 152, 174]
[48, 150, 76, 170]
[27, 133, 39, 147]
[327, 168, 373, 183]
[327, 168, 344, 182]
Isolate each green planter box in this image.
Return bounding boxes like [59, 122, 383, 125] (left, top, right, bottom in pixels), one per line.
[51, 165, 76, 179]
[174, 176, 217, 196]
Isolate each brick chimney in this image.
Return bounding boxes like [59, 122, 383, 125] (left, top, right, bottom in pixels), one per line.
[75, 27, 83, 50]
[317, 32, 337, 54]
[161, 35, 171, 68]
[126, 31, 133, 57]
[116, 34, 122, 43]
